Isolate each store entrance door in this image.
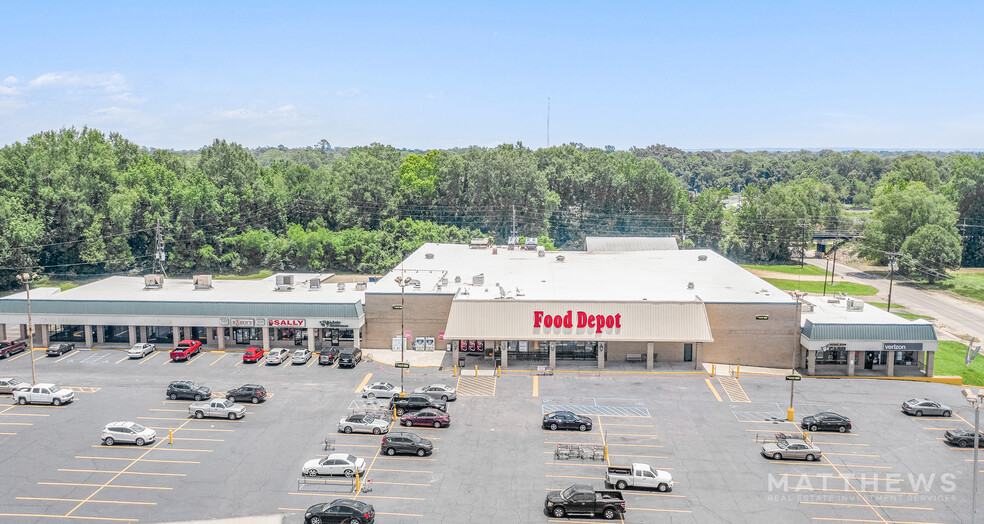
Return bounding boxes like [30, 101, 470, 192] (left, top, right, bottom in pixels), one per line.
[684, 343, 693, 362]
[233, 328, 251, 345]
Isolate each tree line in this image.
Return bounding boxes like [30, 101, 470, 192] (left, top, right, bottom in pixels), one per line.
[1, 128, 982, 288]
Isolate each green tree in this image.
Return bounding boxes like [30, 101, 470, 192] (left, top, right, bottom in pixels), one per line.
[861, 182, 959, 264]
[900, 224, 962, 283]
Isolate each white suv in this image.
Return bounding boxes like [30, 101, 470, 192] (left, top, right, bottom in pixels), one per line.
[102, 421, 156, 446]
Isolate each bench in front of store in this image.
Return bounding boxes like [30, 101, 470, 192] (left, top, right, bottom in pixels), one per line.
[625, 353, 656, 363]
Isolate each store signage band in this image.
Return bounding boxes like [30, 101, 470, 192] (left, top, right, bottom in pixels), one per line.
[268, 319, 305, 327]
[230, 318, 255, 327]
[883, 342, 923, 351]
[533, 310, 622, 334]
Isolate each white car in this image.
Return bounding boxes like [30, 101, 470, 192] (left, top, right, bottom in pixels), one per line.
[413, 383, 457, 401]
[361, 381, 401, 399]
[266, 348, 291, 365]
[127, 343, 156, 359]
[338, 413, 391, 435]
[102, 421, 156, 446]
[302, 453, 366, 477]
[291, 348, 312, 364]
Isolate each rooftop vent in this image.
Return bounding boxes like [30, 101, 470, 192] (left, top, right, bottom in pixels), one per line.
[355, 282, 367, 291]
[274, 274, 294, 291]
[472, 273, 485, 286]
[555, 255, 565, 262]
[143, 274, 164, 290]
[524, 237, 538, 249]
[439, 277, 448, 286]
[846, 298, 865, 311]
[309, 278, 321, 290]
[454, 276, 461, 283]
[687, 282, 694, 290]
[698, 255, 708, 261]
[537, 246, 546, 257]
[337, 282, 346, 292]
[193, 274, 213, 290]
[425, 253, 434, 259]
[469, 238, 491, 249]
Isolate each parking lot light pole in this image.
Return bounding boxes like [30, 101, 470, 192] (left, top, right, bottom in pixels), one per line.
[16, 271, 38, 384]
[395, 272, 413, 398]
[963, 388, 984, 523]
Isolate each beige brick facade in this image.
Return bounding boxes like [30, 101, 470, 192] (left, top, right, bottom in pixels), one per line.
[363, 293, 454, 350]
[701, 303, 800, 368]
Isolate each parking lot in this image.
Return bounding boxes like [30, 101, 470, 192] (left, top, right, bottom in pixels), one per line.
[0, 347, 979, 523]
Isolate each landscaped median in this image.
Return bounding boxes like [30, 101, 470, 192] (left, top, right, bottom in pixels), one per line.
[762, 278, 878, 296]
[935, 340, 984, 387]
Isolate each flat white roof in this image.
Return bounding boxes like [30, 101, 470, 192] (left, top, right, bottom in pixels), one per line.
[3, 274, 364, 304]
[801, 296, 924, 326]
[370, 243, 794, 304]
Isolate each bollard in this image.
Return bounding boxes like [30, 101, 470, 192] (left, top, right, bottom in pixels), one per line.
[393, 406, 397, 422]
[453, 365, 457, 377]
[169, 428, 173, 445]
[497, 365, 501, 377]
[475, 365, 478, 377]
[355, 471, 360, 493]
[604, 444, 608, 462]
[786, 407, 795, 422]
[736, 365, 740, 380]
[711, 364, 715, 376]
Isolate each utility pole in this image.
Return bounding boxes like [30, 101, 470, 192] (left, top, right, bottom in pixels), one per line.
[887, 254, 899, 312]
[154, 218, 168, 277]
[829, 241, 838, 288]
[822, 255, 830, 296]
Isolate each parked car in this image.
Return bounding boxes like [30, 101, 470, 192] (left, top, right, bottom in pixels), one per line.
[266, 348, 291, 365]
[761, 439, 823, 461]
[401, 408, 450, 428]
[902, 398, 953, 417]
[302, 453, 367, 477]
[242, 347, 264, 363]
[544, 484, 626, 520]
[389, 394, 446, 415]
[380, 431, 433, 456]
[102, 421, 156, 446]
[127, 343, 156, 359]
[338, 348, 362, 368]
[319, 347, 340, 365]
[169, 339, 202, 361]
[188, 398, 246, 420]
[605, 463, 673, 491]
[46, 342, 74, 356]
[0, 377, 27, 394]
[361, 381, 401, 399]
[944, 429, 984, 448]
[543, 411, 593, 431]
[304, 499, 375, 524]
[801, 412, 852, 433]
[338, 413, 390, 435]
[226, 384, 267, 404]
[0, 339, 27, 358]
[166, 380, 211, 401]
[13, 383, 75, 406]
[292, 348, 313, 364]
[413, 383, 457, 401]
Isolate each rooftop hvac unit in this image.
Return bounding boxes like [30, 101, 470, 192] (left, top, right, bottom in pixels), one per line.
[698, 255, 708, 261]
[275, 274, 294, 291]
[425, 253, 434, 259]
[454, 276, 461, 283]
[555, 255, 565, 262]
[846, 298, 865, 311]
[525, 237, 538, 250]
[193, 274, 213, 290]
[537, 246, 545, 257]
[472, 273, 485, 285]
[309, 278, 321, 290]
[469, 237, 491, 249]
[687, 282, 694, 290]
[143, 274, 164, 289]
[439, 277, 448, 286]
[337, 282, 346, 292]
[355, 282, 367, 291]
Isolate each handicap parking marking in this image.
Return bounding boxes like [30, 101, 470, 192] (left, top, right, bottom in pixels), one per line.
[78, 351, 113, 364]
[455, 375, 497, 396]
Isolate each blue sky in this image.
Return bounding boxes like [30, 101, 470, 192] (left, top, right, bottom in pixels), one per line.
[1, 1, 982, 151]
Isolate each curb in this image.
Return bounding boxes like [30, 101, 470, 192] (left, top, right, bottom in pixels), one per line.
[807, 375, 964, 386]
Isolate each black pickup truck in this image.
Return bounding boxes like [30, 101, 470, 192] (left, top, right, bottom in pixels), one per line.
[544, 484, 626, 520]
[388, 394, 447, 415]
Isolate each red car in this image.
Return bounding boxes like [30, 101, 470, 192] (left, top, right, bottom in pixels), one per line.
[169, 340, 202, 361]
[242, 347, 264, 363]
[400, 408, 451, 428]
[0, 339, 27, 359]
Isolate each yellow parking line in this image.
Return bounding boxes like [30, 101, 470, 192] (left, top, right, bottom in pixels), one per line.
[185, 354, 202, 365]
[137, 417, 187, 421]
[923, 427, 956, 430]
[54, 351, 76, 363]
[609, 454, 669, 459]
[603, 423, 655, 428]
[354, 372, 374, 394]
[810, 442, 869, 446]
[0, 422, 33, 425]
[58, 469, 186, 476]
[209, 354, 228, 366]
[375, 512, 426, 517]
[161, 355, 172, 366]
[803, 501, 932, 511]
[373, 456, 436, 461]
[811, 518, 945, 524]
[76, 456, 200, 464]
[705, 378, 723, 402]
[18, 496, 157, 505]
[631, 508, 693, 513]
[115, 356, 129, 364]
[533, 376, 539, 397]
[144, 426, 235, 432]
[824, 453, 881, 458]
[0, 432, 16, 435]
[138, 352, 160, 365]
[148, 409, 187, 413]
[546, 474, 602, 480]
[38, 482, 171, 490]
[607, 433, 660, 438]
[6, 350, 32, 362]
[34, 353, 46, 362]
[369, 467, 433, 474]
[0, 514, 138, 522]
[307, 357, 318, 368]
[173, 437, 224, 442]
[0, 412, 50, 417]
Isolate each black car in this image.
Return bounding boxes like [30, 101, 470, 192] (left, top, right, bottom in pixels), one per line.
[305, 499, 375, 524]
[801, 412, 852, 433]
[944, 429, 984, 448]
[46, 342, 75, 356]
[226, 384, 267, 404]
[389, 394, 447, 415]
[380, 431, 434, 457]
[166, 380, 211, 401]
[319, 347, 340, 365]
[543, 410, 593, 431]
[338, 348, 362, 368]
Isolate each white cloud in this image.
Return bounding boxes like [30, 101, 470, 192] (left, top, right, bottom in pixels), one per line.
[426, 94, 437, 99]
[216, 108, 260, 120]
[28, 72, 129, 93]
[336, 87, 360, 97]
[2, 76, 17, 85]
[0, 85, 18, 96]
[277, 105, 295, 112]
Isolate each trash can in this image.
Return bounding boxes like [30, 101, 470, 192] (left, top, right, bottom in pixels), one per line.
[458, 356, 466, 368]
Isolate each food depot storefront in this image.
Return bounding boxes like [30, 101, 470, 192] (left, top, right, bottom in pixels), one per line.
[442, 299, 714, 370]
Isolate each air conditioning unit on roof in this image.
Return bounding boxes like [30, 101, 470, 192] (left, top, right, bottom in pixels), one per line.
[275, 274, 294, 291]
[143, 274, 164, 289]
[193, 275, 212, 290]
[309, 278, 321, 290]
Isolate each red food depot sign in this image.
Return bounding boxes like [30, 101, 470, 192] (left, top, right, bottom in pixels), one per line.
[533, 310, 622, 334]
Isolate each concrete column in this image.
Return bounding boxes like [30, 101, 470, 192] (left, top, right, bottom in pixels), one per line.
[925, 352, 934, 377]
[185, 327, 193, 342]
[916, 350, 924, 367]
[500, 341, 508, 369]
[0, 323, 6, 339]
[354, 328, 361, 349]
[127, 326, 136, 346]
[140, 326, 147, 343]
[694, 342, 704, 370]
[262, 326, 270, 353]
[646, 342, 655, 371]
[307, 327, 316, 354]
[84, 326, 94, 348]
[40, 324, 50, 348]
[886, 352, 895, 377]
[20, 324, 28, 339]
[807, 350, 817, 376]
[217, 328, 226, 351]
[597, 343, 605, 370]
[96, 326, 105, 344]
[847, 351, 856, 376]
[452, 340, 460, 368]
[172, 326, 181, 345]
[549, 343, 556, 368]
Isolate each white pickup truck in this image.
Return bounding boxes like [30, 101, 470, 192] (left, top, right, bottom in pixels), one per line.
[188, 399, 246, 420]
[12, 383, 75, 406]
[605, 463, 673, 492]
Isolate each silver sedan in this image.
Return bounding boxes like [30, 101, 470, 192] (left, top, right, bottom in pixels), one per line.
[362, 381, 401, 399]
[902, 398, 952, 417]
[761, 440, 823, 461]
[413, 383, 457, 401]
[337, 413, 390, 435]
[127, 343, 156, 359]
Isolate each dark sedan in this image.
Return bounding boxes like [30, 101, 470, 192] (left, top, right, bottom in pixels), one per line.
[304, 499, 375, 524]
[380, 431, 433, 457]
[225, 384, 267, 404]
[543, 411, 592, 431]
[46, 343, 75, 356]
[319, 347, 340, 365]
[801, 412, 852, 433]
[400, 408, 450, 428]
[944, 429, 984, 448]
